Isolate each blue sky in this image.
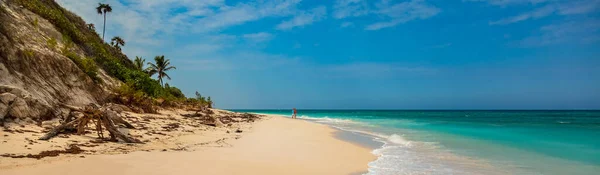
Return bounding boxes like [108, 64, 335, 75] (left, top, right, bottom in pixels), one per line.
[58, 0, 600, 109]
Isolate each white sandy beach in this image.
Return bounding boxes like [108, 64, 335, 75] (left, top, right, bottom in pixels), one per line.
[1, 112, 375, 175]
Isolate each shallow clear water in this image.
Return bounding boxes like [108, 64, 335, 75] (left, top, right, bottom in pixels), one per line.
[232, 110, 600, 175]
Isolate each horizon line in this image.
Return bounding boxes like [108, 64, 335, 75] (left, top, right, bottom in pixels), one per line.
[226, 109, 600, 111]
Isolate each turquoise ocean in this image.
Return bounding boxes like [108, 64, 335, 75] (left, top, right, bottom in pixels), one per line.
[231, 110, 600, 175]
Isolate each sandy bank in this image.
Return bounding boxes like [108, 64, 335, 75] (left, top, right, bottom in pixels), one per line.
[1, 114, 374, 175]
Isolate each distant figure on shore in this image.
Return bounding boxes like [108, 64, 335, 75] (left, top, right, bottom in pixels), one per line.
[292, 108, 297, 119]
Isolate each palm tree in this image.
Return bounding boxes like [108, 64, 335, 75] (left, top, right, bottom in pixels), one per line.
[111, 36, 125, 51]
[87, 23, 95, 31]
[96, 3, 112, 41]
[134, 56, 145, 71]
[147, 55, 176, 86]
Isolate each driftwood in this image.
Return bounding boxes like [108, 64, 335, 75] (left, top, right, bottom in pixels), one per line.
[39, 116, 85, 140]
[39, 104, 142, 143]
[182, 110, 261, 127]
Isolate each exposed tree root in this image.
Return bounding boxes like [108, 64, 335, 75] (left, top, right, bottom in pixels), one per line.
[39, 103, 142, 143]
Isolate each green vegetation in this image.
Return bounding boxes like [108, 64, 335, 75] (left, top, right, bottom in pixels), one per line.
[207, 96, 213, 108]
[21, 49, 35, 58]
[134, 56, 145, 71]
[114, 82, 155, 113]
[46, 37, 57, 50]
[147, 55, 176, 86]
[87, 23, 95, 31]
[18, 0, 87, 46]
[191, 91, 214, 108]
[32, 18, 39, 28]
[16, 0, 214, 109]
[63, 50, 101, 82]
[165, 83, 185, 99]
[96, 3, 112, 40]
[60, 35, 73, 54]
[110, 36, 124, 51]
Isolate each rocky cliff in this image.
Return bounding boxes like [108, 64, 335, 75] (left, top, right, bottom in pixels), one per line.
[0, 0, 125, 124]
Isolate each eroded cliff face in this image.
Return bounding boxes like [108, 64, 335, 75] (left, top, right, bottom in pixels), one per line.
[0, 1, 120, 123]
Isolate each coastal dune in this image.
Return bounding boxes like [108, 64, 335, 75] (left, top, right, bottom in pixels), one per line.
[1, 115, 375, 175]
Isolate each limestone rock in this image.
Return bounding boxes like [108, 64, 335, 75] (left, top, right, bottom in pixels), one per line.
[0, 1, 120, 122]
[0, 103, 8, 120]
[0, 93, 17, 104]
[8, 98, 31, 119]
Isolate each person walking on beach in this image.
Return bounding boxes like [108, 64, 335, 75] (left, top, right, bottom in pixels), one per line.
[292, 108, 297, 119]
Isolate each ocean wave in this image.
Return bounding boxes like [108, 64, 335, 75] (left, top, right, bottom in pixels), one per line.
[292, 115, 485, 174]
[265, 112, 511, 175]
[298, 116, 359, 124]
[387, 134, 412, 147]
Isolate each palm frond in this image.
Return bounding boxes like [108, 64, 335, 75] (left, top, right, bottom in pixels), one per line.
[96, 3, 103, 14]
[164, 73, 172, 80]
[147, 62, 158, 69]
[164, 66, 176, 71]
[105, 4, 112, 12]
[147, 69, 157, 76]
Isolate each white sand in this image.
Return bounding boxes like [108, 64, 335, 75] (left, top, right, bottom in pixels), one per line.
[1, 114, 375, 175]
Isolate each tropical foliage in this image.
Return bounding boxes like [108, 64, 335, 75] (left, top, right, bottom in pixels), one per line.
[110, 36, 125, 51]
[133, 56, 145, 71]
[87, 23, 95, 31]
[147, 55, 176, 86]
[16, 0, 214, 110]
[96, 3, 112, 40]
[193, 91, 214, 108]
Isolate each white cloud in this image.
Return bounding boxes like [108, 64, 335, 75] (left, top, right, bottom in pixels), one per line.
[464, 0, 551, 6]
[340, 22, 354, 28]
[557, 0, 600, 15]
[333, 0, 370, 19]
[56, 0, 302, 41]
[487, 0, 599, 25]
[242, 32, 274, 42]
[191, 1, 302, 32]
[365, 0, 440, 30]
[55, 0, 305, 60]
[276, 6, 327, 30]
[519, 19, 600, 47]
[489, 4, 556, 25]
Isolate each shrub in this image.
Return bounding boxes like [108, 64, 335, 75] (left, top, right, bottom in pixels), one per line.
[64, 51, 100, 82]
[114, 83, 156, 113]
[166, 86, 185, 99]
[123, 70, 164, 97]
[20, 49, 35, 58]
[32, 18, 38, 28]
[47, 37, 57, 50]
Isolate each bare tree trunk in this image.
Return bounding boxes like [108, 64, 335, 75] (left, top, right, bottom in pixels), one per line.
[102, 13, 106, 41]
[102, 114, 140, 143]
[39, 117, 85, 140]
[39, 104, 142, 143]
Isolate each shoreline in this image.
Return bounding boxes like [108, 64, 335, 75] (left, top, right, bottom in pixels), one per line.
[1, 111, 375, 175]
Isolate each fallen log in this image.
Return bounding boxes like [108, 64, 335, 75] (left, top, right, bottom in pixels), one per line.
[104, 109, 135, 129]
[39, 116, 85, 140]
